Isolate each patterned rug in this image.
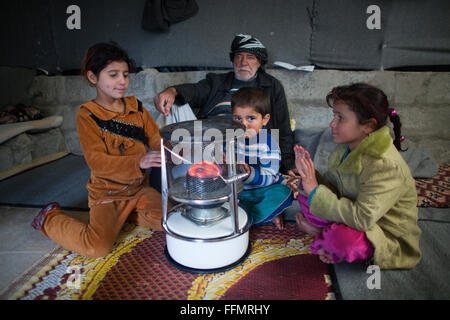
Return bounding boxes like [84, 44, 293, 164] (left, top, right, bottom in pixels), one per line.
[1, 223, 334, 300]
[416, 163, 450, 208]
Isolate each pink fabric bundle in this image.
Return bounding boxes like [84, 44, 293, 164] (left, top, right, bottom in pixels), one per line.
[310, 223, 374, 263]
[298, 194, 330, 228]
[298, 194, 374, 263]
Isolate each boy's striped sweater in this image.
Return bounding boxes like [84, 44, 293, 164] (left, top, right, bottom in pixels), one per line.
[236, 129, 284, 190]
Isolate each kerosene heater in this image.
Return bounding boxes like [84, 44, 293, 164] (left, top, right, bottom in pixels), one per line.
[160, 119, 252, 272]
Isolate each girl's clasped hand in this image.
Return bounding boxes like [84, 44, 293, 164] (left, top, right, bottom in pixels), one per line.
[293, 145, 318, 196]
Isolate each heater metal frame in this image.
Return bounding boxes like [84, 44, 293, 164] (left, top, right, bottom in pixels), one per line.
[160, 119, 250, 244]
[162, 203, 253, 243]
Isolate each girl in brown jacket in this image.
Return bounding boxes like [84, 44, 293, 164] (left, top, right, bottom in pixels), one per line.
[32, 42, 164, 258]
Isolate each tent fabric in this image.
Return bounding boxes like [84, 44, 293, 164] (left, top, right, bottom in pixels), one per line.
[1, 0, 449, 72]
[310, 0, 450, 70]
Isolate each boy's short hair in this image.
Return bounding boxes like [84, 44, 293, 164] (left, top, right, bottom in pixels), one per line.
[81, 42, 136, 79]
[231, 87, 270, 116]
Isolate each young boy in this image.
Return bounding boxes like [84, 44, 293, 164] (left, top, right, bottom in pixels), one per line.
[232, 87, 292, 229]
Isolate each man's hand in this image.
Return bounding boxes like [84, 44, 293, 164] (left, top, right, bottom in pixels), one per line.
[154, 87, 177, 116]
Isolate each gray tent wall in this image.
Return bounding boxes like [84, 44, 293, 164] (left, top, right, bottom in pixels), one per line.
[1, 0, 449, 74]
[310, 0, 450, 70]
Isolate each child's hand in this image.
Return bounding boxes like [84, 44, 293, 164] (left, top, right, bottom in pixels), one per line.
[294, 145, 318, 195]
[294, 145, 310, 173]
[140, 151, 162, 169]
[294, 145, 307, 172]
[238, 163, 250, 176]
[285, 168, 301, 192]
[287, 168, 299, 177]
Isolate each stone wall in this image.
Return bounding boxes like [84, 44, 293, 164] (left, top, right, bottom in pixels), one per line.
[2, 69, 448, 171]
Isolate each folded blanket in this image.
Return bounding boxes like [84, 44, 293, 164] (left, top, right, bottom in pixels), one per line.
[156, 103, 197, 128]
[0, 116, 63, 144]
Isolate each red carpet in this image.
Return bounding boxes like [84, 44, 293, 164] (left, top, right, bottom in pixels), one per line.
[92, 224, 334, 300]
[3, 223, 334, 300]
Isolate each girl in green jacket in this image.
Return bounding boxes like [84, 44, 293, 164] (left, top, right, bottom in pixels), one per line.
[295, 83, 421, 269]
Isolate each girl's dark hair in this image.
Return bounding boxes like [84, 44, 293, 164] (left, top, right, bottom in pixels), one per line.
[81, 42, 136, 79]
[326, 83, 405, 151]
[231, 87, 271, 116]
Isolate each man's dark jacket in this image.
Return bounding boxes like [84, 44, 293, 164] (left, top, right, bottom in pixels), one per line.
[173, 69, 295, 173]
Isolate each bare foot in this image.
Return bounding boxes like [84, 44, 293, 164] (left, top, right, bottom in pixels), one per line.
[317, 248, 344, 264]
[295, 212, 321, 237]
[272, 215, 284, 230]
[317, 248, 335, 264]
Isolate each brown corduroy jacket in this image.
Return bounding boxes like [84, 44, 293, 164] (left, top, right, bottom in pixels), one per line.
[76, 96, 161, 206]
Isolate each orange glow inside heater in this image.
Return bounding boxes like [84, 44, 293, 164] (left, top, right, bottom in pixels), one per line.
[188, 161, 221, 178]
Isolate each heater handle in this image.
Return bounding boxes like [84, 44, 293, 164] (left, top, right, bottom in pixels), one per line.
[222, 172, 249, 184]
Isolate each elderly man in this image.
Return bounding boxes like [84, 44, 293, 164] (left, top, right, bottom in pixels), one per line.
[154, 34, 295, 174]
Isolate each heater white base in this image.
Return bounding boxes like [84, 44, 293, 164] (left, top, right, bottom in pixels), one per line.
[165, 205, 250, 270]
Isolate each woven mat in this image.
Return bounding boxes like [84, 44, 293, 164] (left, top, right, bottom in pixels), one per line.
[2, 223, 334, 300]
[416, 163, 450, 208]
